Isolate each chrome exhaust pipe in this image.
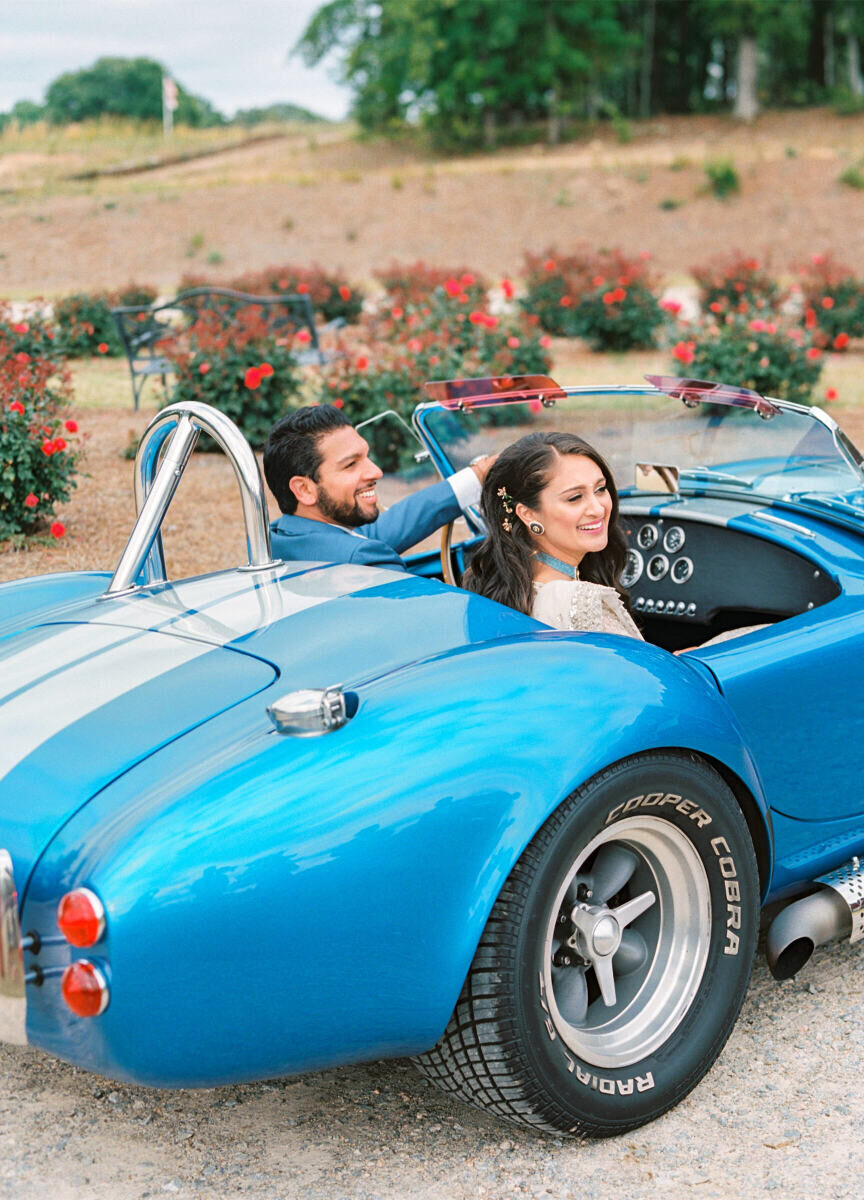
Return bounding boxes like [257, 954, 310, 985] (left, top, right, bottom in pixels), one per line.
[766, 856, 864, 981]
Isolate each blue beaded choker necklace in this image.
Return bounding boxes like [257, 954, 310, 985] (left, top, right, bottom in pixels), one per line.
[534, 550, 580, 580]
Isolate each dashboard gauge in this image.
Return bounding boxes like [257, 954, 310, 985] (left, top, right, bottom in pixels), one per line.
[620, 548, 644, 588]
[646, 553, 669, 582]
[637, 524, 658, 550]
[671, 556, 694, 584]
[663, 525, 686, 554]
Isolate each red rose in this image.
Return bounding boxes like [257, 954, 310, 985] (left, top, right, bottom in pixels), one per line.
[51, 522, 66, 539]
[9, 400, 25, 414]
[332, 398, 344, 408]
[507, 336, 520, 348]
[53, 437, 67, 452]
[673, 341, 696, 365]
[468, 311, 486, 325]
[338, 284, 351, 301]
[806, 347, 821, 360]
[295, 329, 312, 344]
[559, 296, 572, 307]
[484, 314, 498, 329]
[825, 388, 838, 401]
[543, 259, 556, 272]
[297, 283, 310, 294]
[24, 493, 38, 508]
[41, 439, 55, 455]
[709, 301, 723, 313]
[821, 296, 835, 309]
[259, 362, 275, 377]
[834, 332, 850, 350]
[444, 279, 461, 297]
[64, 419, 78, 432]
[501, 278, 514, 300]
[12, 322, 28, 334]
[97, 342, 109, 354]
[391, 306, 404, 320]
[355, 356, 369, 370]
[461, 273, 475, 287]
[539, 335, 551, 348]
[244, 367, 262, 389]
[15, 352, 30, 364]
[804, 308, 817, 329]
[199, 362, 211, 375]
[592, 275, 605, 287]
[602, 292, 616, 306]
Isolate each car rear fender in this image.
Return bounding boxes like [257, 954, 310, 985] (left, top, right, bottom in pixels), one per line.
[22, 632, 772, 1086]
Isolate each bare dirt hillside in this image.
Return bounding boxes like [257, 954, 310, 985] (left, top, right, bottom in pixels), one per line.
[1, 109, 864, 296]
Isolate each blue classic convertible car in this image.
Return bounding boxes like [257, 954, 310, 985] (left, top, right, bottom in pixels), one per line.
[1, 375, 863, 1138]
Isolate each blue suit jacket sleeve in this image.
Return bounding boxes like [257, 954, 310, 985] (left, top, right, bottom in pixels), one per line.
[358, 479, 461, 554]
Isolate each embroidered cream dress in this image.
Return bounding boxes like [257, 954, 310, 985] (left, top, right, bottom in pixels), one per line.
[532, 580, 643, 639]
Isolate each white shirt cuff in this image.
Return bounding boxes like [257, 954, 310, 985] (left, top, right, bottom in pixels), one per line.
[447, 466, 482, 511]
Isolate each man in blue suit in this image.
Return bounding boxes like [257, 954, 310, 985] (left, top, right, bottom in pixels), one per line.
[263, 404, 493, 571]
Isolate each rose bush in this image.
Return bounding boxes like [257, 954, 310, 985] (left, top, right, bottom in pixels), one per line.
[375, 262, 488, 308]
[0, 303, 62, 363]
[160, 307, 301, 449]
[521, 248, 665, 350]
[0, 335, 81, 541]
[670, 313, 822, 407]
[309, 282, 552, 470]
[691, 252, 783, 314]
[53, 284, 158, 357]
[795, 253, 864, 350]
[183, 265, 364, 325]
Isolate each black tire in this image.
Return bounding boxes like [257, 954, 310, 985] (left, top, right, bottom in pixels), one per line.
[413, 751, 759, 1137]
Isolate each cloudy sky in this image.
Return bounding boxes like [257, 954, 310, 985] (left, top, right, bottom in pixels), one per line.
[0, 0, 352, 119]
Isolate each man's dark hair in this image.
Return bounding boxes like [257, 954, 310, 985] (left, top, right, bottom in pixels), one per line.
[263, 405, 352, 514]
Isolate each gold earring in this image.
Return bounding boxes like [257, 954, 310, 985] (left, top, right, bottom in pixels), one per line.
[529, 520, 544, 535]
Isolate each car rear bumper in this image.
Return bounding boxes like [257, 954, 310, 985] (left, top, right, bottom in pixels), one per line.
[0, 849, 27, 1044]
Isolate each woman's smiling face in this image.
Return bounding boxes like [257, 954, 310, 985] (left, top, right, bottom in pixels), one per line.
[521, 452, 613, 567]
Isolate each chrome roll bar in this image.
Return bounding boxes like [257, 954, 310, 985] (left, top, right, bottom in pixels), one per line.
[107, 401, 279, 595]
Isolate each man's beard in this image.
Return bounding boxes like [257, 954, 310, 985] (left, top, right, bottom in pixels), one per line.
[317, 483, 379, 528]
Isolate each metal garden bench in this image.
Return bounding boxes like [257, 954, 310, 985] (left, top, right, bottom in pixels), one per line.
[111, 286, 330, 410]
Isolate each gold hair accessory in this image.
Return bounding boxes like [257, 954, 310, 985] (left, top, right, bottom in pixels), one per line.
[497, 486, 514, 531]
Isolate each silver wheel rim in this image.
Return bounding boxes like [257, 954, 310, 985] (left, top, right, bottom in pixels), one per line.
[541, 815, 712, 1069]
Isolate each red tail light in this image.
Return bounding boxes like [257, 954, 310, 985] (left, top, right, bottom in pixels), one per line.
[57, 888, 105, 947]
[61, 960, 109, 1017]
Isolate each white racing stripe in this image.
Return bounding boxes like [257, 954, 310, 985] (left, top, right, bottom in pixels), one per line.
[0, 623, 139, 704]
[0, 630, 209, 784]
[85, 564, 407, 645]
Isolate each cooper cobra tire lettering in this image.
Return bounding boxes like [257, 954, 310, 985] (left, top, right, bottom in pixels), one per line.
[413, 751, 758, 1137]
[711, 836, 742, 955]
[605, 791, 712, 828]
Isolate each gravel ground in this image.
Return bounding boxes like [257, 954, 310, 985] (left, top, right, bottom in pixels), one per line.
[1, 938, 863, 1200]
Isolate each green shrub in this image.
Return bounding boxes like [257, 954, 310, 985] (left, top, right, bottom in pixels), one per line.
[671, 315, 823, 407]
[53, 284, 158, 357]
[704, 158, 740, 199]
[521, 247, 665, 350]
[161, 309, 301, 450]
[838, 164, 864, 189]
[0, 337, 81, 541]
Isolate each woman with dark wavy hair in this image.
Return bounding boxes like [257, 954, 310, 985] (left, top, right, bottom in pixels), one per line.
[462, 431, 641, 638]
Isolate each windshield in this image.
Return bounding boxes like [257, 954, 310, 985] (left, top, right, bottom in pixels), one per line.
[417, 384, 864, 509]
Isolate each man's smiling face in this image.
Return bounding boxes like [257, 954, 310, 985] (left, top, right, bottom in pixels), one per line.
[303, 425, 384, 527]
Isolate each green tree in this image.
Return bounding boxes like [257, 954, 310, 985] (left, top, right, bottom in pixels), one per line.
[294, 0, 631, 147]
[44, 57, 224, 126]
